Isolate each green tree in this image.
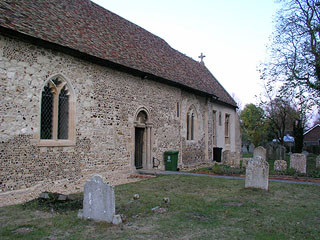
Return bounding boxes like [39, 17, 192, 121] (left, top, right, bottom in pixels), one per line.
[240, 104, 266, 146]
[260, 0, 320, 106]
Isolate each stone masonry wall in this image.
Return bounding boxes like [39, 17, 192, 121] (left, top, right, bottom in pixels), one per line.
[0, 34, 181, 194]
[0, 34, 239, 204]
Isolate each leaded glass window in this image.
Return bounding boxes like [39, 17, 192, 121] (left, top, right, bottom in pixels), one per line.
[40, 77, 71, 141]
[40, 84, 53, 139]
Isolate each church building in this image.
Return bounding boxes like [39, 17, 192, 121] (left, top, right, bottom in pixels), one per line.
[0, 0, 240, 202]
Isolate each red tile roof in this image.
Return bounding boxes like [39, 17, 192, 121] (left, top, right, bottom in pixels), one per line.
[0, 0, 237, 107]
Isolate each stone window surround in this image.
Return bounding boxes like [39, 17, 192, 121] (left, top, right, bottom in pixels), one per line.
[37, 74, 76, 147]
[186, 105, 198, 141]
[212, 110, 217, 147]
[225, 113, 230, 145]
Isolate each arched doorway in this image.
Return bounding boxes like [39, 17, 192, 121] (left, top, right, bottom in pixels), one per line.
[134, 109, 152, 169]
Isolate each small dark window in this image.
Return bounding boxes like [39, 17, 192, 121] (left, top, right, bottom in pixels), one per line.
[191, 113, 194, 140]
[177, 102, 180, 118]
[187, 113, 190, 140]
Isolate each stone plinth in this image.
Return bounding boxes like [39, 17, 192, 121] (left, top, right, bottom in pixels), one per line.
[290, 154, 306, 174]
[274, 160, 287, 172]
[245, 156, 269, 190]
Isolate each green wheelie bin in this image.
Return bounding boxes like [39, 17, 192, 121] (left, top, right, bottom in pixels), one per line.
[164, 151, 179, 171]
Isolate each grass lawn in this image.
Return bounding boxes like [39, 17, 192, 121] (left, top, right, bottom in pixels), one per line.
[1, 175, 320, 239]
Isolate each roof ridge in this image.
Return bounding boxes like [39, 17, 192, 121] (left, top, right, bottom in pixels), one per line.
[0, 0, 237, 107]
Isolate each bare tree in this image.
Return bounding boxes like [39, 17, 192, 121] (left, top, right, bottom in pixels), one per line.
[260, 0, 320, 105]
[259, 84, 300, 145]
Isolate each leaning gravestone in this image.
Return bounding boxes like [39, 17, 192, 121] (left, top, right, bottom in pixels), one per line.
[274, 160, 287, 171]
[253, 146, 267, 162]
[245, 156, 269, 190]
[81, 175, 120, 223]
[290, 154, 306, 174]
[316, 155, 320, 169]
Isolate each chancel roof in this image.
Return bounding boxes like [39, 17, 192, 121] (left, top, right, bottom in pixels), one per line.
[0, 0, 237, 107]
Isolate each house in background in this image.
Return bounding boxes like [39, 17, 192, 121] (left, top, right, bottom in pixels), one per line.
[0, 0, 240, 203]
[304, 124, 320, 146]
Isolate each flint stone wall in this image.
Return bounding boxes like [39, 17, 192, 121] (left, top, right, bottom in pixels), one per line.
[245, 156, 269, 190]
[223, 150, 240, 168]
[0, 33, 240, 204]
[290, 154, 306, 174]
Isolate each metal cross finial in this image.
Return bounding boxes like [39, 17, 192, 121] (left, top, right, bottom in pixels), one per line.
[198, 53, 206, 64]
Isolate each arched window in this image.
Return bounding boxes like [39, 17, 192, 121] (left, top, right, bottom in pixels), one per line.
[225, 114, 230, 144]
[186, 106, 197, 140]
[40, 75, 74, 144]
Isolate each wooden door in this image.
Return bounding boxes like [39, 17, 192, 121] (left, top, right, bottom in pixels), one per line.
[135, 128, 144, 169]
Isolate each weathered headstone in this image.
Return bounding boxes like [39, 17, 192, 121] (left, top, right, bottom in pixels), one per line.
[290, 154, 306, 174]
[241, 145, 248, 153]
[315, 155, 320, 169]
[274, 160, 287, 172]
[81, 175, 117, 223]
[245, 156, 269, 190]
[266, 144, 276, 161]
[253, 146, 267, 162]
[248, 143, 255, 153]
[276, 145, 286, 160]
[302, 151, 309, 157]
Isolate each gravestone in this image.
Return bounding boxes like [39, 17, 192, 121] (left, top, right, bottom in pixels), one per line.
[241, 145, 248, 153]
[302, 151, 309, 157]
[274, 160, 287, 171]
[253, 146, 266, 161]
[245, 156, 269, 190]
[248, 143, 255, 153]
[290, 154, 306, 174]
[81, 175, 118, 223]
[316, 155, 320, 169]
[276, 145, 286, 160]
[266, 144, 276, 161]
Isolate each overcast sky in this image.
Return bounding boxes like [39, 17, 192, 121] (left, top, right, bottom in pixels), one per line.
[92, 0, 279, 108]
